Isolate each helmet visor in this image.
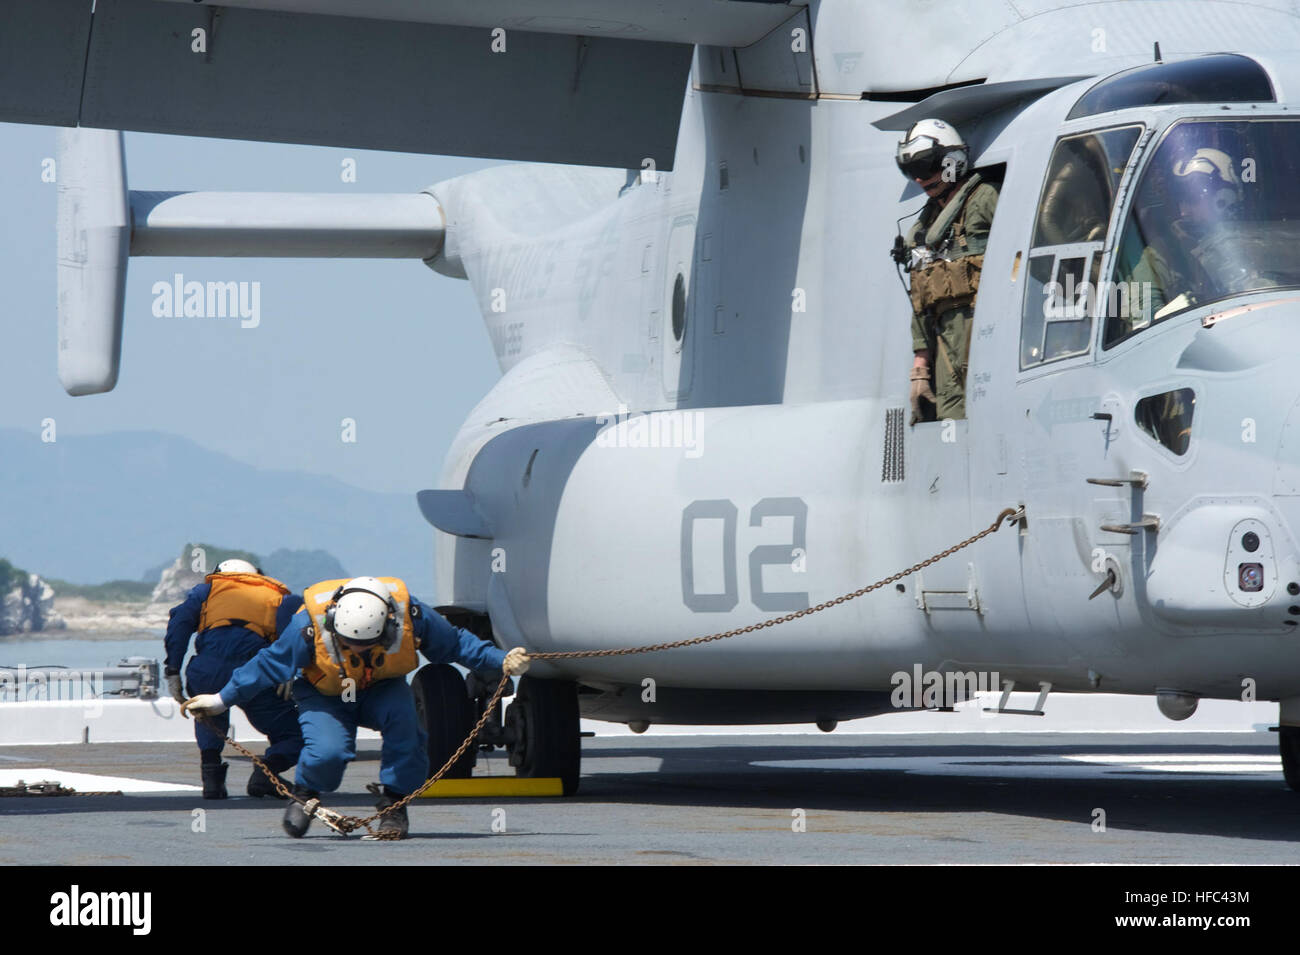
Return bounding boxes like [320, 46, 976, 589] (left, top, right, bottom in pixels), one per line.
[897, 138, 946, 180]
[1172, 171, 1239, 212]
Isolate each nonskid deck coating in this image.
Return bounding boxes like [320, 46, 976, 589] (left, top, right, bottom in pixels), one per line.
[0, 733, 1296, 864]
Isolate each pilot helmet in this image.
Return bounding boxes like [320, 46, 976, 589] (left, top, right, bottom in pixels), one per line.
[1171, 147, 1242, 215]
[896, 118, 968, 183]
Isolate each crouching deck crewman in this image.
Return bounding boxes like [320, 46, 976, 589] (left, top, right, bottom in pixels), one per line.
[182, 576, 531, 839]
[164, 558, 304, 799]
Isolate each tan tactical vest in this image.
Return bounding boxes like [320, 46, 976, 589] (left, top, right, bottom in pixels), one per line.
[907, 176, 986, 317]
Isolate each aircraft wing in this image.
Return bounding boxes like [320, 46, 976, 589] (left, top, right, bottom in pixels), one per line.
[0, 0, 804, 169]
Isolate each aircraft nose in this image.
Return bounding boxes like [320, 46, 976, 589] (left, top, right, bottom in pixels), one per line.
[1134, 296, 1300, 630]
[1143, 502, 1296, 630]
[1174, 297, 1300, 374]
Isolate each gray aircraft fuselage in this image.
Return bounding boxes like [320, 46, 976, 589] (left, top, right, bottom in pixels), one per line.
[33, 0, 1300, 729]
[424, 13, 1300, 725]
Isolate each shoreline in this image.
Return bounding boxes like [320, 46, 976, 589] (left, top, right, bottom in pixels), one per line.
[2, 596, 167, 641]
[0, 629, 163, 642]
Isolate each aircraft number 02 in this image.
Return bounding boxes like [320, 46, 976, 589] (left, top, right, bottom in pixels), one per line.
[681, 498, 809, 612]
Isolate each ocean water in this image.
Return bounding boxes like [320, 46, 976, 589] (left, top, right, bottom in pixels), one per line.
[0, 633, 169, 701]
[0, 634, 165, 669]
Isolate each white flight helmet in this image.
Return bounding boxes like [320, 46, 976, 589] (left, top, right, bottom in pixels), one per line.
[896, 118, 968, 183]
[1172, 147, 1242, 214]
[215, 558, 259, 575]
[328, 577, 396, 646]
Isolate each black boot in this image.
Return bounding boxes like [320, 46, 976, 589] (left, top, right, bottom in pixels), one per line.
[200, 751, 228, 800]
[371, 784, 409, 840]
[282, 784, 318, 838]
[247, 754, 294, 799]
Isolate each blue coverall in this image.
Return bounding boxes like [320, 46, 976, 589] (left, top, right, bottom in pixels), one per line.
[217, 598, 506, 795]
[165, 583, 305, 764]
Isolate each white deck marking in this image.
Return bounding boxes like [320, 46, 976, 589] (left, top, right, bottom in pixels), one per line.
[0, 769, 200, 793]
[1064, 754, 1280, 772]
[753, 753, 1283, 780]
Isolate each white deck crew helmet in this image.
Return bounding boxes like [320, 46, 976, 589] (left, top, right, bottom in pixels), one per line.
[896, 118, 968, 183]
[215, 558, 260, 575]
[327, 577, 397, 646]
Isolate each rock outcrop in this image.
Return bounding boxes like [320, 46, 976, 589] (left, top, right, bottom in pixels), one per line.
[148, 557, 206, 609]
[0, 574, 67, 635]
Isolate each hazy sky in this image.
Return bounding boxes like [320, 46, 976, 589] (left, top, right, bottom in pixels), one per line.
[0, 121, 503, 494]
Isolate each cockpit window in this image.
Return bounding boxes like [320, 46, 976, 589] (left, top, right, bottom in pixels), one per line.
[1033, 127, 1141, 247]
[1105, 119, 1300, 347]
[1067, 54, 1274, 120]
[1020, 126, 1141, 369]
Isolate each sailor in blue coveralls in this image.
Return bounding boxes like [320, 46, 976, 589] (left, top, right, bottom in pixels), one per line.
[163, 558, 304, 799]
[181, 576, 531, 838]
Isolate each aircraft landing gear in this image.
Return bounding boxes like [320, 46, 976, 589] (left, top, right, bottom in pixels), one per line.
[412, 664, 476, 779]
[416, 668, 582, 795]
[1280, 725, 1300, 792]
[504, 676, 581, 795]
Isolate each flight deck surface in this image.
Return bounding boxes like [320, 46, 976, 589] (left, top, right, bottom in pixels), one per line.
[2, 733, 1295, 865]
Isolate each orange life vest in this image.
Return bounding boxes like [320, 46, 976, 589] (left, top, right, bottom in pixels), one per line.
[299, 578, 421, 695]
[197, 572, 291, 640]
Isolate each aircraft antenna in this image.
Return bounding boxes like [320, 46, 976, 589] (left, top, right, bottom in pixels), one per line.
[1154, 41, 1163, 63]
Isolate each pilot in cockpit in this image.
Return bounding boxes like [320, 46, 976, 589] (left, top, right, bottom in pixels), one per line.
[1124, 146, 1250, 320]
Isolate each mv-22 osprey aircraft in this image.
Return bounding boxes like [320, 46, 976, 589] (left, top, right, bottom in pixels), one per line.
[13, 0, 1300, 794]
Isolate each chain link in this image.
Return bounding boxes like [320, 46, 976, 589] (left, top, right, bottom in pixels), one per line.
[199, 506, 1021, 839]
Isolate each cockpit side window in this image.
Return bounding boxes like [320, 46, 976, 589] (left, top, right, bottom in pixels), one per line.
[1135, 388, 1195, 455]
[1020, 126, 1142, 370]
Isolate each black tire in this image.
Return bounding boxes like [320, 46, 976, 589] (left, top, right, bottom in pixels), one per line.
[508, 676, 581, 795]
[1281, 726, 1300, 792]
[411, 664, 476, 780]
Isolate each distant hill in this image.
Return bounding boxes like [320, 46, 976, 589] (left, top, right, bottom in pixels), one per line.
[43, 577, 154, 602]
[0, 429, 434, 591]
[262, 548, 348, 593]
[144, 542, 349, 603]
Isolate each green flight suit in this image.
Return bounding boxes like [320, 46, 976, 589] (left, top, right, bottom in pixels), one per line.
[906, 179, 999, 421]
